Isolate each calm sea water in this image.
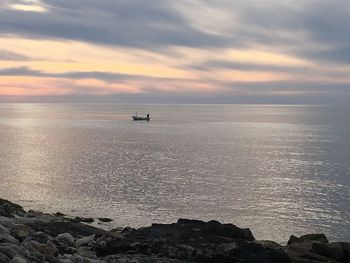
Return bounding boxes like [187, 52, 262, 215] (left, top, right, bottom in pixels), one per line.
[0, 103, 349, 242]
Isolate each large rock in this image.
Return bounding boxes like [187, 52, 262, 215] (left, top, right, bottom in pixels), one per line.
[0, 199, 25, 217]
[288, 233, 328, 245]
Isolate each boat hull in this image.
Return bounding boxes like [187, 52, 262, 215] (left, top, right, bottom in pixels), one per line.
[132, 116, 150, 121]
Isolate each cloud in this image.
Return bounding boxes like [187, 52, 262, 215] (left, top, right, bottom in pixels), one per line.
[0, 66, 143, 82]
[0, 50, 29, 61]
[0, 0, 225, 50]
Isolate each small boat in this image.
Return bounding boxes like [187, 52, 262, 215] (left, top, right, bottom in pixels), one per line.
[132, 113, 150, 121]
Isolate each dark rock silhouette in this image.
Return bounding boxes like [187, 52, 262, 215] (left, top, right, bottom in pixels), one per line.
[0, 198, 349, 262]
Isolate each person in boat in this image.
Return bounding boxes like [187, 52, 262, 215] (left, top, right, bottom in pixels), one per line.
[146, 114, 150, 121]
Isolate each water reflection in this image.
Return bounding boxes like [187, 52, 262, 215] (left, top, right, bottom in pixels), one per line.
[0, 104, 349, 242]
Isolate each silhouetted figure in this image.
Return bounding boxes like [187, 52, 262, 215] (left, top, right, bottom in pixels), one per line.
[147, 114, 150, 121]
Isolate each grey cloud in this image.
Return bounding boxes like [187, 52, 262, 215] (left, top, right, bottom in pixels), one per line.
[1, 0, 349, 65]
[0, 0, 225, 49]
[187, 60, 302, 73]
[0, 66, 140, 81]
[0, 50, 29, 61]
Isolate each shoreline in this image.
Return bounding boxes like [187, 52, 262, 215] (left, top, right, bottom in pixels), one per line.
[0, 197, 349, 263]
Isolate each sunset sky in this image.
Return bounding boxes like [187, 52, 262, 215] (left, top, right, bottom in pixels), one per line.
[0, 0, 349, 103]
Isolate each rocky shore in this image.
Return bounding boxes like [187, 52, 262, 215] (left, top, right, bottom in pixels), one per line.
[0, 198, 349, 263]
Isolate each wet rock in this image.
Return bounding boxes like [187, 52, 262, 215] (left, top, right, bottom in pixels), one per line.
[70, 217, 95, 223]
[54, 212, 65, 217]
[98, 218, 113, 223]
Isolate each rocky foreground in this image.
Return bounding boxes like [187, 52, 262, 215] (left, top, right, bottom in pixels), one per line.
[0, 198, 349, 263]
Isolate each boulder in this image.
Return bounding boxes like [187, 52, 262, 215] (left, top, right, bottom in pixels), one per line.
[56, 233, 75, 246]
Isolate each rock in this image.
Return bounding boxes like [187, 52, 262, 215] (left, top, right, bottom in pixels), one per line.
[32, 241, 59, 256]
[0, 252, 11, 263]
[70, 217, 95, 223]
[10, 224, 32, 241]
[54, 212, 65, 217]
[10, 256, 27, 263]
[0, 244, 26, 259]
[0, 217, 15, 228]
[56, 233, 75, 246]
[287, 233, 329, 246]
[177, 219, 255, 241]
[0, 224, 10, 234]
[0, 199, 26, 217]
[98, 218, 113, 223]
[76, 246, 98, 259]
[312, 241, 347, 261]
[31, 231, 51, 244]
[27, 221, 110, 238]
[216, 242, 237, 253]
[300, 233, 328, 243]
[75, 234, 95, 247]
[0, 233, 19, 244]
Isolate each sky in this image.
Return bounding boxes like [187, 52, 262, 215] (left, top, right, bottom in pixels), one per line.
[0, 0, 349, 103]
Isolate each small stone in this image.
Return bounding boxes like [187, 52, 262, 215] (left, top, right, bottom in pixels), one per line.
[75, 234, 95, 247]
[98, 218, 113, 223]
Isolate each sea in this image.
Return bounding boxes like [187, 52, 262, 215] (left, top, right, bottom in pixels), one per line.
[0, 103, 349, 243]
